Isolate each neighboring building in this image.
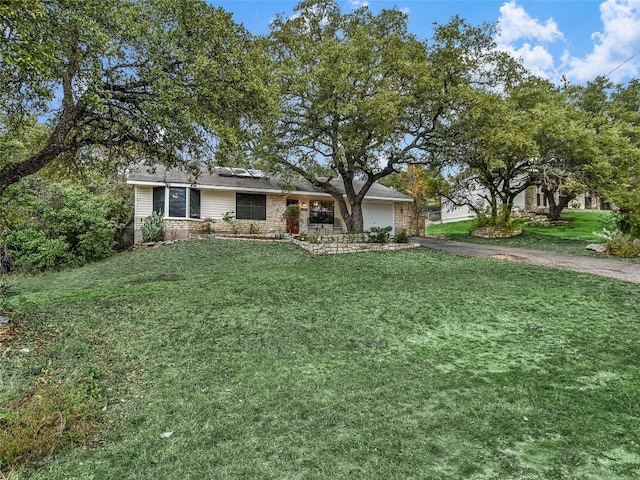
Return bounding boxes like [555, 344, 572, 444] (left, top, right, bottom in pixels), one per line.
[441, 186, 611, 223]
[128, 166, 413, 242]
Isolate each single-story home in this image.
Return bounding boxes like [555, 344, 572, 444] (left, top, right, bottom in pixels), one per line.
[441, 185, 611, 223]
[127, 166, 413, 242]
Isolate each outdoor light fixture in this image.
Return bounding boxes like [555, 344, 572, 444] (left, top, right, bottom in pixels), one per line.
[302, 202, 306, 207]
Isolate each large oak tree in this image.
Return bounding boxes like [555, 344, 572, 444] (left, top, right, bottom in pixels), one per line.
[579, 78, 640, 236]
[0, 0, 264, 196]
[257, 0, 514, 232]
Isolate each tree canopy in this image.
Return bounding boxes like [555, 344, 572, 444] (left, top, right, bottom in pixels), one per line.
[257, 0, 517, 232]
[0, 0, 266, 196]
[578, 78, 640, 236]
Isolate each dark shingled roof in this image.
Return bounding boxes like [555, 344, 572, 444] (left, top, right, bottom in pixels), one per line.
[127, 165, 411, 201]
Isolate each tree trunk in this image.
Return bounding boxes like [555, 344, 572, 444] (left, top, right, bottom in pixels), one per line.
[411, 204, 424, 236]
[489, 197, 498, 225]
[335, 196, 364, 232]
[0, 103, 82, 197]
[542, 186, 564, 221]
[500, 202, 512, 225]
[548, 202, 564, 221]
[0, 145, 67, 196]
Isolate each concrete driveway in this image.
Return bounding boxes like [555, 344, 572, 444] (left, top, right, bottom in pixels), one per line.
[412, 237, 640, 285]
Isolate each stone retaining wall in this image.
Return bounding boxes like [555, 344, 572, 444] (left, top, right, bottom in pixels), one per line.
[290, 238, 420, 255]
[188, 233, 419, 255]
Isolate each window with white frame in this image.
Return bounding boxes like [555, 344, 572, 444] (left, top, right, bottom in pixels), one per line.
[152, 186, 201, 219]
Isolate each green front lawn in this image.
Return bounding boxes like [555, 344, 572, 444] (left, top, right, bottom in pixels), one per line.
[425, 211, 625, 258]
[3, 239, 640, 479]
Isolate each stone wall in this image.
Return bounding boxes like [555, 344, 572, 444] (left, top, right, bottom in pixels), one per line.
[134, 217, 202, 243]
[291, 238, 419, 255]
[394, 202, 415, 235]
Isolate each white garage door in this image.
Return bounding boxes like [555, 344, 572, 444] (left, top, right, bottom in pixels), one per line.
[363, 202, 394, 233]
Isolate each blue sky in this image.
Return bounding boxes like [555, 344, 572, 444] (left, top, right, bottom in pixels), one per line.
[209, 0, 640, 84]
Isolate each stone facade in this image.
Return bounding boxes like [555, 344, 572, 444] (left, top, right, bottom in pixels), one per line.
[394, 202, 414, 235]
[134, 217, 201, 243]
[134, 191, 413, 243]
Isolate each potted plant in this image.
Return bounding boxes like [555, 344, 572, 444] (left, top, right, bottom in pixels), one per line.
[283, 204, 301, 234]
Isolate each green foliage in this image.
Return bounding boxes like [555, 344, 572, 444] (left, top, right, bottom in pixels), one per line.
[0, 0, 267, 195]
[283, 204, 300, 219]
[570, 79, 640, 235]
[298, 232, 319, 243]
[0, 179, 122, 272]
[474, 205, 515, 229]
[608, 234, 640, 258]
[594, 228, 640, 257]
[345, 231, 367, 243]
[367, 225, 392, 243]
[0, 278, 18, 312]
[393, 230, 410, 243]
[4, 232, 75, 273]
[141, 211, 164, 243]
[261, 1, 511, 232]
[200, 218, 216, 234]
[249, 223, 260, 234]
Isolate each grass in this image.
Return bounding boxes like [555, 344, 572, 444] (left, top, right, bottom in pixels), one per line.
[425, 211, 632, 259]
[2, 239, 640, 479]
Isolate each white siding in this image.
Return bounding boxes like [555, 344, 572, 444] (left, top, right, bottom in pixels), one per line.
[136, 186, 153, 217]
[441, 200, 475, 223]
[363, 201, 395, 234]
[201, 190, 235, 219]
[513, 190, 526, 210]
[440, 190, 528, 223]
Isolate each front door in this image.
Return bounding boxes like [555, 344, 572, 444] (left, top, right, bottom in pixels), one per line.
[286, 199, 300, 234]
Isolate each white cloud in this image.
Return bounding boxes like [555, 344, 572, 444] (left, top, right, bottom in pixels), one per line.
[496, 0, 640, 83]
[349, 0, 369, 7]
[565, 0, 640, 82]
[496, 0, 564, 44]
[495, 1, 564, 81]
[500, 43, 557, 79]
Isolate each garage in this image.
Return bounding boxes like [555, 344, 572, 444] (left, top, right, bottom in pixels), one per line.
[362, 201, 395, 233]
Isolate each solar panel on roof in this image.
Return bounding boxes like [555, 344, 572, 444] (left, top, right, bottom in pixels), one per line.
[232, 168, 252, 177]
[248, 169, 265, 178]
[215, 166, 234, 176]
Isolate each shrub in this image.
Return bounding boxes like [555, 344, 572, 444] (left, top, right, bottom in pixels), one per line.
[393, 230, 410, 243]
[594, 228, 640, 257]
[0, 278, 18, 312]
[4, 230, 76, 272]
[345, 232, 366, 243]
[367, 226, 392, 243]
[141, 211, 164, 242]
[608, 234, 640, 257]
[200, 218, 216, 234]
[0, 179, 124, 272]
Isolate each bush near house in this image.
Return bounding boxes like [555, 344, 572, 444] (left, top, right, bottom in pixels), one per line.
[141, 211, 164, 242]
[0, 179, 128, 272]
